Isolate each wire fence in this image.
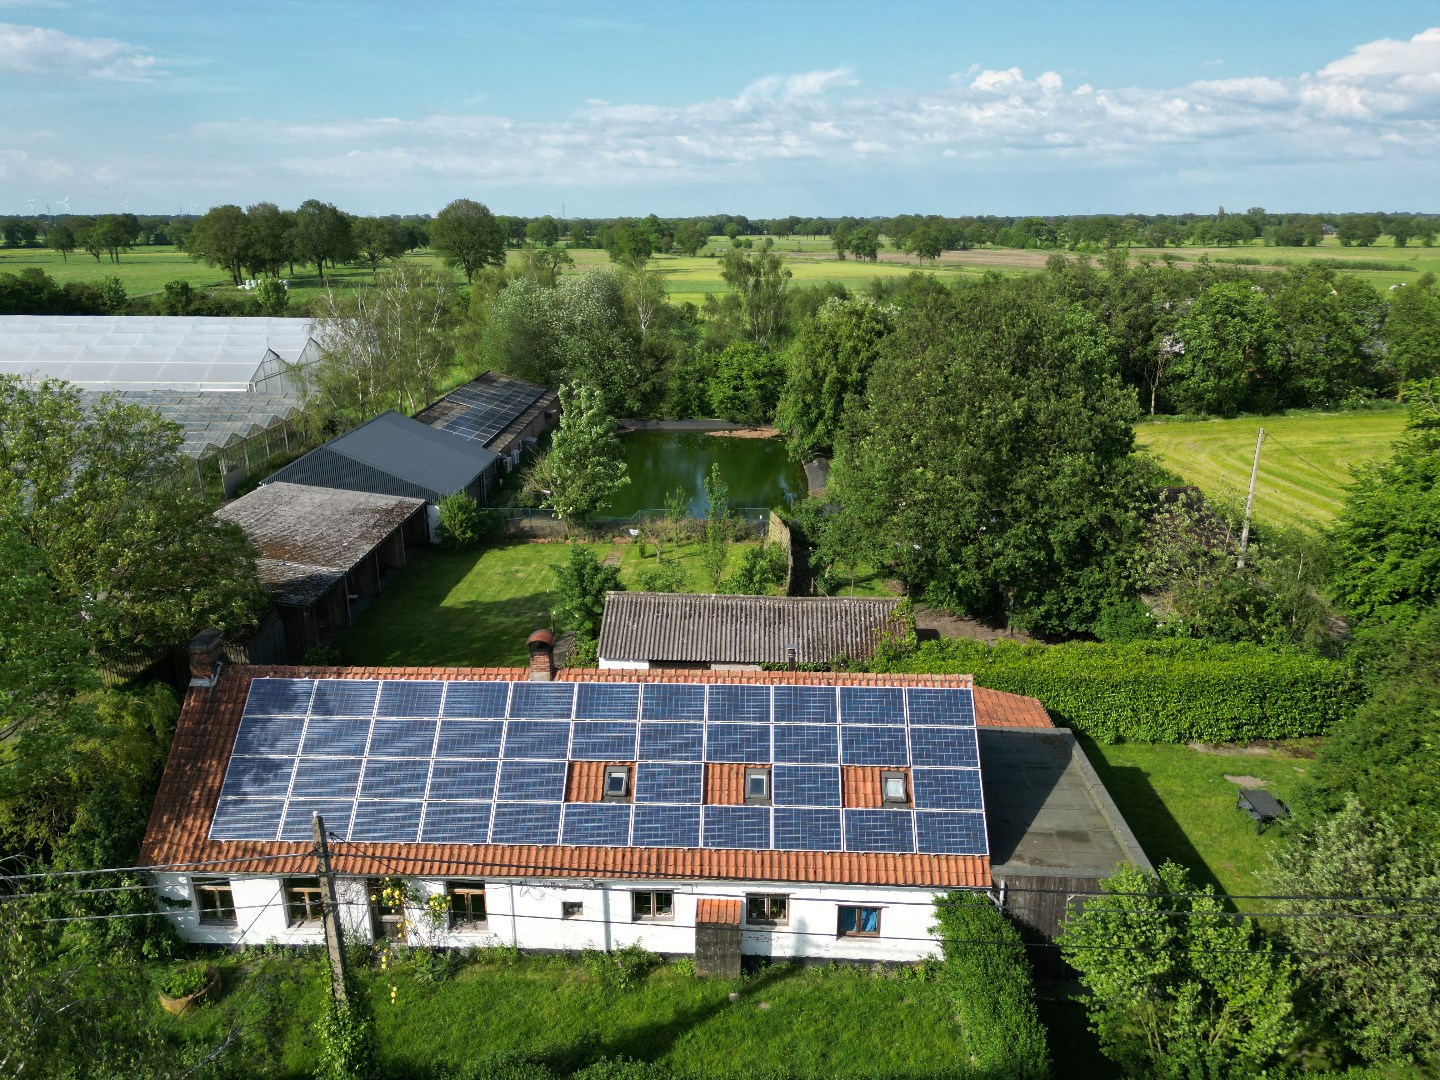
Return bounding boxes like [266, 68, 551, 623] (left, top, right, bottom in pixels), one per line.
[493, 506, 777, 541]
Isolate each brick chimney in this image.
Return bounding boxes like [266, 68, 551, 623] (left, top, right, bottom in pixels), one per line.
[527, 629, 555, 681]
[188, 628, 225, 688]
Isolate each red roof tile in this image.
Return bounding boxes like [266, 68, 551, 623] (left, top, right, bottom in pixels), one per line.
[566, 761, 631, 803]
[705, 763, 762, 805]
[696, 898, 743, 925]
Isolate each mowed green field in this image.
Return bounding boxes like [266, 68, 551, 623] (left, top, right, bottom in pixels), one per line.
[1134, 410, 1408, 529]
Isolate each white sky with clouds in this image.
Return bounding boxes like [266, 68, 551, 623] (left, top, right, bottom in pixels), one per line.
[1, 2, 1437, 216]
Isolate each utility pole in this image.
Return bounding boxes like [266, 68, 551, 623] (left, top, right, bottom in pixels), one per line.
[1237, 428, 1265, 569]
[312, 813, 349, 1005]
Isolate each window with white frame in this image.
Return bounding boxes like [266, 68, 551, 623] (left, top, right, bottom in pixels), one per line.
[838, 905, 881, 937]
[447, 883, 487, 930]
[284, 877, 325, 927]
[745, 893, 788, 925]
[194, 878, 236, 926]
[632, 890, 674, 921]
[744, 767, 771, 805]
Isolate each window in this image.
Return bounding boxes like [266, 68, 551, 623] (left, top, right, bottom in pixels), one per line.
[604, 765, 632, 801]
[744, 767, 771, 805]
[194, 878, 236, 926]
[284, 877, 325, 927]
[838, 906, 881, 937]
[562, 901, 583, 920]
[745, 893, 788, 926]
[448, 884, 487, 929]
[881, 770, 909, 806]
[632, 890, 674, 921]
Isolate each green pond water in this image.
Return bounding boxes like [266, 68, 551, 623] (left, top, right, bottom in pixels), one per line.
[604, 430, 808, 518]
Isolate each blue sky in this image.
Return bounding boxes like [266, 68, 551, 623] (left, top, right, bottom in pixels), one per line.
[2, 1, 1438, 217]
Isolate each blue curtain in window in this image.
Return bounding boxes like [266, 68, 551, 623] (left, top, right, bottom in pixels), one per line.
[860, 908, 878, 933]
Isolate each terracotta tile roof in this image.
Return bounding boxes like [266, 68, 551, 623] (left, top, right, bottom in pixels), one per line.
[566, 762, 631, 803]
[705, 763, 761, 805]
[973, 687, 1051, 729]
[696, 898, 743, 926]
[138, 664, 997, 890]
[843, 766, 893, 809]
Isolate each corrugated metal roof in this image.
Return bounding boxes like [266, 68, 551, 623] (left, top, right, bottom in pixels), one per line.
[598, 592, 907, 665]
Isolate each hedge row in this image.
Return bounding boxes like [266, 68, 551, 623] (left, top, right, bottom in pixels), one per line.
[933, 892, 1050, 1079]
[883, 638, 1363, 743]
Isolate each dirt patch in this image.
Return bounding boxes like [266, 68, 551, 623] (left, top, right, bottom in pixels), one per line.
[705, 427, 779, 439]
[912, 603, 1037, 644]
[1223, 774, 1271, 788]
[1188, 740, 1319, 758]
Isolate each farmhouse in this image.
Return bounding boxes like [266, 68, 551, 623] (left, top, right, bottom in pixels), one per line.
[413, 371, 560, 469]
[597, 593, 908, 670]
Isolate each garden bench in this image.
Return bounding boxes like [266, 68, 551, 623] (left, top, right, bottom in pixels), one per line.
[1236, 788, 1289, 833]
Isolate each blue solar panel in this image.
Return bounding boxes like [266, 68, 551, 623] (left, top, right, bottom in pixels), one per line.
[420, 802, 492, 844]
[426, 759, 497, 801]
[635, 761, 704, 803]
[702, 805, 771, 849]
[840, 725, 909, 766]
[640, 684, 705, 721]
[631, 804, 701, 847]
[291, 757, 362, 799]
[300, 719, 371, 757]
[435, 719, 503, 758]
[350, 801, 423, 842]
[707, 684, 770, 723]
[843, 809, 916, 853]
[310, 680, 379, 717]
[561, 804, 633, 847]
[220, 756, 295, 799]
[233, 716, 305, 756]
[359, 759, 430, 800]
[509, 683, 575, 719]
[638, 722, 704, 761]
[496, 760, 567, 801]
[915, 810, 988, 855]
[773, 765, 842, 807]
[281, 799, 355, 841]
[705, 723, 770, 763]
[368, 718, 438, 758]
[906, 687, 975, 726]
[209, 797, 283, 840]
[909, 727, 979, 768]
[490, 802, 561, 845]
[839, 686, 905, 725]
[376, 681, 445, 718]
[772, 724, 839, 764]
[911, 768, 984, 811]
[773, 806, 843, 851]
[575, 683, 640, 720]
[502, 720, 571, 759]
[571, 721, 637, 761]
[440, 682, 510, 718]
[773, 685, 837, 724]
[243, 678, 314, 716]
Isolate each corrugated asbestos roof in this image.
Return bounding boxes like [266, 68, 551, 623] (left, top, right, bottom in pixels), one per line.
[597, 592, 908, 665]
[140, 665, 1017, 889]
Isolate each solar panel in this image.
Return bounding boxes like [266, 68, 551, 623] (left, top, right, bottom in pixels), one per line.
[209, 797, 283, 840]
[219, 756, 295, 798]
[430, 379, 543, 446]
[638, 722, 704, 761]
[839, 686, 904, 725]
[243, 678, 314, 716]
[702, 805, 771, 849]
[233, 716, 305, 756]
[575, 683, 640, 721]
[909, 727, 979, 769]
[915, 810, 988, 855]
[772, 807, 844, 851]
[419, 802, 491, 844]
[571, 721, 637, 761]
[426, 759, 497, 801]
[489, 803, 561, 845]
[281, 799, 355, 842]
[773, 765, 842, 807]
[707, 684, 770, 723]
[310, 680, 379, 717]
[435, 719, 503, 759]
[640, 684, 705, 721]
[561, 804, 632, 847]
[359, 759, 430, 800]
[350, 801, 423, 842]
[368, 718, 438, 758]
[773, 685, 837, 724]
[496, 760, 567, 801]
[300, 719, 371, 757]
[705, 723, 770, 763]
[843, 809, 916, 853]
[376, 681, 445, 718]
[631, 804, 701, 848]
[501, 720, 571, 759]
[772, 724, 839, 764]
[440, 682, 510, 718]
[635, 762, 704, 803]
[290, 757, 363, 799]
[906, 687, 975, 726]
[840, 725, 909, 766]
[508, 683, 575, 719]
[911, 768, 984, 810]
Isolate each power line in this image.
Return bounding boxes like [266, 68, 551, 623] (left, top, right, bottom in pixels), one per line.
[1262, 433, 1352, 489]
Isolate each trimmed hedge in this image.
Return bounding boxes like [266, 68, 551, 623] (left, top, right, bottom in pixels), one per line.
[882, 638, 1362, 743]
[933, 892, 1050, 1079]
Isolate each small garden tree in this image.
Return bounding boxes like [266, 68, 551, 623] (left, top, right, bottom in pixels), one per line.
[551, 546, 622, 642]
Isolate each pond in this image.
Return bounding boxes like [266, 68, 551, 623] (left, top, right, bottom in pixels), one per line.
[603, 430, 808, 518]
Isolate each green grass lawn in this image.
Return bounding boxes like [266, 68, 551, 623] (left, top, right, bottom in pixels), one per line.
[1134, 409, 1408, 529]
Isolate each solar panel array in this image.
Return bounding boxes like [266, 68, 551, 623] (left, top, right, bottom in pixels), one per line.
[430, 380, 543, 447]
[210, 679, 986, 856]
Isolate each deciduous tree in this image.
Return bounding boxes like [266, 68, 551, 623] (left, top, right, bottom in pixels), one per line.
[187, 204, 251, 286]
[534, 384, 629, 520]
[292, 199, 354, 283]
[430, 198, 505, 283]
[551, 545, 622, 641]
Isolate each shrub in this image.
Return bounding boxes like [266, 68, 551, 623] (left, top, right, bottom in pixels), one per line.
[931, 892, 1049, 1078]
[721, 542, 788, 594]
[158, 962, 211, 999]
[880, 638, 1361, 742]
[580, 942, 660, 990]
[438, 491, 490, 550]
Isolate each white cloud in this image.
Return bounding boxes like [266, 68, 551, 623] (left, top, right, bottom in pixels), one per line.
[0, 22, 159, 80]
